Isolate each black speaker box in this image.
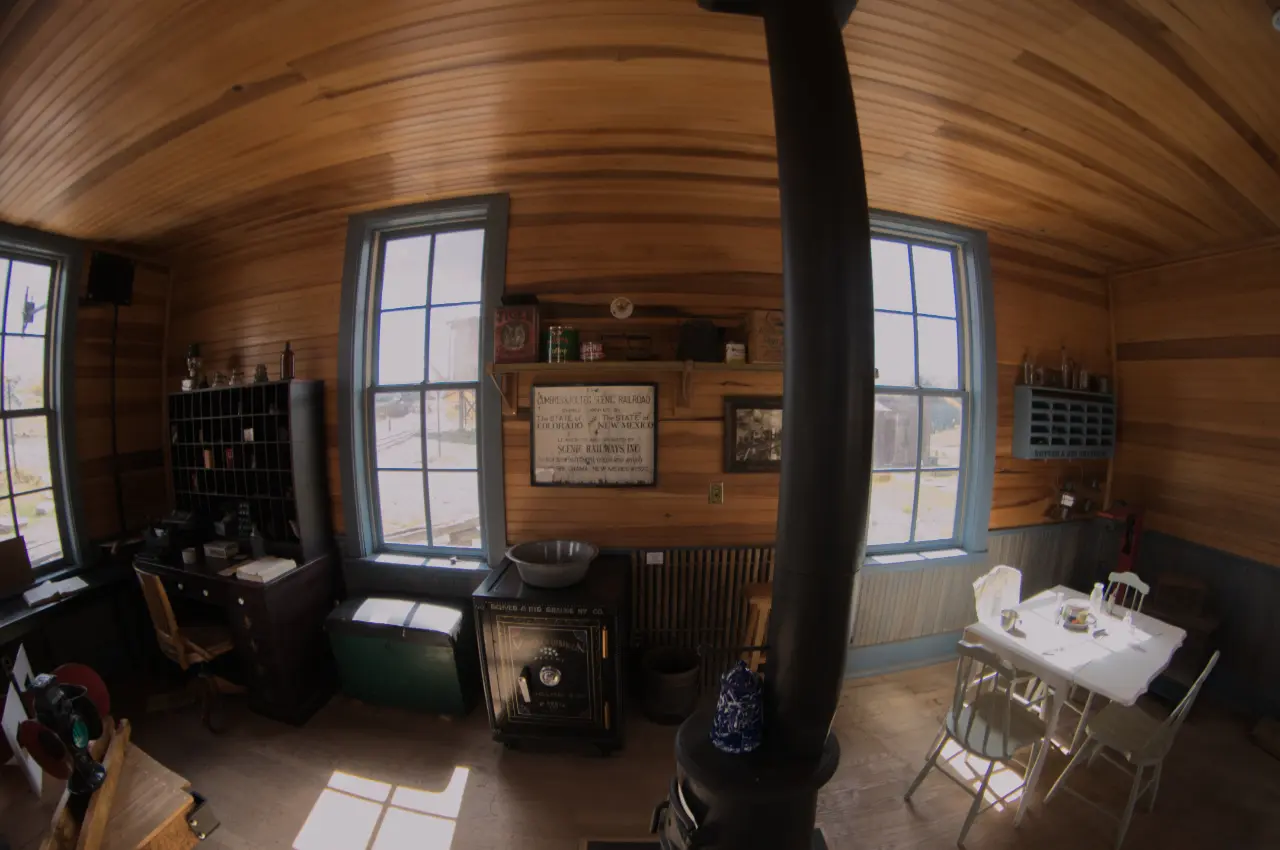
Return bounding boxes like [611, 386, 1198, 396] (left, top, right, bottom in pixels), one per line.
[85, 251, 134, 306]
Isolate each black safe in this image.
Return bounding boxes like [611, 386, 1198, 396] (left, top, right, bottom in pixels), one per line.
[472, 554, 628, 754]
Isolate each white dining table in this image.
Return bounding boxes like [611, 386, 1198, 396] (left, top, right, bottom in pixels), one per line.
[965, 585, 1186, 825]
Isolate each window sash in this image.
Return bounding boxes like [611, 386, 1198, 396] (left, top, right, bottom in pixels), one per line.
[0, 249, 68, 569]
[366, 225, 487, 556]
[867, 228, 969, 553]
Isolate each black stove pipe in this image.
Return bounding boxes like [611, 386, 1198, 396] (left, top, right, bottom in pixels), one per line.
[655, 3, 873, 847]
[760, 0, 874, 760]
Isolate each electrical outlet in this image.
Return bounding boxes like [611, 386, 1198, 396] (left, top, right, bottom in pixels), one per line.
[709, 482, 725, 504]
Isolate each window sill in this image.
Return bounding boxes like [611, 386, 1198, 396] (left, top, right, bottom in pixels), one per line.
[369, 552, 488, 571]
[343, 552, 491, 600]
[863, 548, 987, 573]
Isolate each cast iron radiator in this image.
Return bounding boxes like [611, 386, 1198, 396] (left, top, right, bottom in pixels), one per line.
[630, 546, 776, 690]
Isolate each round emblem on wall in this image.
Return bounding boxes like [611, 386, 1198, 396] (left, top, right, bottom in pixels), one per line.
[610, 297, 634, 319]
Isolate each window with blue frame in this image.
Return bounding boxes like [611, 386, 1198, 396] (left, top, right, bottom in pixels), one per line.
[369, 228, 486, 552]
[867, 216, 993, 554]
[338, 195, 508, 566]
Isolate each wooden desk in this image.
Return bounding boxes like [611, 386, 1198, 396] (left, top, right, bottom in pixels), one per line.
[133, 553, 336, 725]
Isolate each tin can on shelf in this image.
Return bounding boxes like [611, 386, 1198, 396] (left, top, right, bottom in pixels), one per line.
[580, 341, 604, 362]
[545, 326, 579, 363]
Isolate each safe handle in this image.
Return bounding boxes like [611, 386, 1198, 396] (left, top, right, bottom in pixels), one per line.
[517, 667, 532, 704]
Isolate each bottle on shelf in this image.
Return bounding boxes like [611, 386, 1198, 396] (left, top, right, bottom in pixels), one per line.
[280, 340, 295, 380]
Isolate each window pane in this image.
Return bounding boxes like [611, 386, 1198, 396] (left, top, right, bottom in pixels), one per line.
[916, 470, 959, 542]
[0, 499, 12, 539]
[377, 470, 427, 544]
[374, 392, 421, 469]
[0, 438, 8, 497]
[911, 245, 957, 318]
[6, 260, 52, 335]
[871, 240, 912, 312]
[868, 472, 915, 546]
[918, 316, 959, 389]
[875, 311, 915, 387]
[431, 230, 484, 305]
[380, 235, 431, 310]
[428, 304, 481, 383]
[378, 309, 426, 385]
[428, 472, 481, 549]
[9, 417, 51, 491]
[873, 394, 918, 469]
[923, 396, 964, 468]
[16, 489, 60, 566]
[425, 389, 477, 470]
[3, 336, 46, 410]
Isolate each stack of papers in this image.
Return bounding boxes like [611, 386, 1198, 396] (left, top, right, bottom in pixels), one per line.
[237, 557, 298, 583]
[23, 576, 88, 607]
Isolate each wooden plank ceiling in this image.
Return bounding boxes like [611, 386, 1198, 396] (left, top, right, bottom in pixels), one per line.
[1, 0, 1276, 268]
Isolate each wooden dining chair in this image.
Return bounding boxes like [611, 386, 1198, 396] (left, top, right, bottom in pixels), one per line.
[1059, 573, 1153, 752]
[1105, 571, 1151, 614]
[135, 569, 241, 732]
[905, 641, 1046, 847]
[1045, 651, 1219, 850]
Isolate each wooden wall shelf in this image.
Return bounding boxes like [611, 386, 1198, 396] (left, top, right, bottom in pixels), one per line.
[487, 361, 782, 413]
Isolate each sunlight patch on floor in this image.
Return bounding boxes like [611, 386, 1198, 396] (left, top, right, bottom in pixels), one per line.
[936, 740, 1026, 811]
[294, 767, 471, 850]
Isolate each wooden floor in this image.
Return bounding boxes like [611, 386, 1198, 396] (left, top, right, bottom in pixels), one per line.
[3, 663, 1278, 849]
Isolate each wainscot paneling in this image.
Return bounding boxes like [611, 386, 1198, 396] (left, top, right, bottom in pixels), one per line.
[1110, 238, 1280, 567]
[1130, 530, 1280, 715]
[623, 522, 1094, 685]
[850, 520, 1094, 648]
[74, 256, 170, 542]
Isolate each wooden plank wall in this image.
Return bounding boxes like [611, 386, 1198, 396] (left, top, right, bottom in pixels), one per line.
[167, 207, 1111, 547]
[1111, 238, 1280, 567]
[73, 258, 170, 542]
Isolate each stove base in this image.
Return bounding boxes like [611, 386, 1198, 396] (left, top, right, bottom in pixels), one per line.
[652, 708, 839, 850]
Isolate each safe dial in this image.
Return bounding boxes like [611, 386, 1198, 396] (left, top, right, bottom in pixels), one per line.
[538, 665, 562, 687]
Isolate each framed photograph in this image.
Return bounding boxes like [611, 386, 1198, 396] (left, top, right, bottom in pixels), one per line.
[530, 384, 658, 487]
[724, 396, 783, 473]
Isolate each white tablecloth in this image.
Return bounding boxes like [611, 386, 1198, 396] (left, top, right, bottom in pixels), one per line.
[968, 586, 1186, 706]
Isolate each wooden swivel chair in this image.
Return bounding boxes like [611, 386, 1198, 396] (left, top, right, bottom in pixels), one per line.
[134, 569, 241, 732]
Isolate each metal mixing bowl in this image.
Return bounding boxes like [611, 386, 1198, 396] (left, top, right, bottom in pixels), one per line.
[506, 540, 599, 588]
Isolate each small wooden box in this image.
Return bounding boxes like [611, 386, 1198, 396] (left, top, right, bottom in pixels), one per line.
[494, 305, 539, 363]
[747, 310, 784, 364]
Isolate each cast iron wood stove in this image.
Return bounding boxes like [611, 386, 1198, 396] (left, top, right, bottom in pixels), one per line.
[473, 554, 628, 754]
[654, 1, 875, 847]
